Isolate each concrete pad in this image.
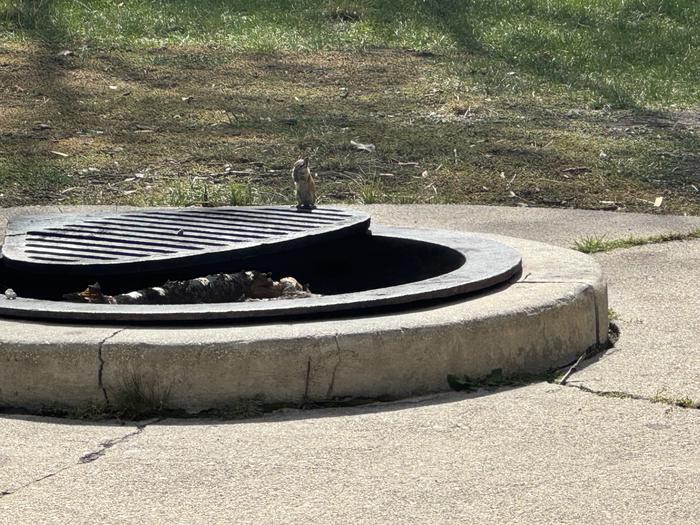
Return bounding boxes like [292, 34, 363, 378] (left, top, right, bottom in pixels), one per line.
[364, 204, 700, 248]
[0, 384, 697, 524]
[0, 204, 697, 524]
[572, 239, 700, 401]
[0, 416, 138, 496]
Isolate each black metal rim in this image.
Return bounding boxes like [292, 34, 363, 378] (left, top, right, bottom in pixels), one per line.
[0, 227, 522, 323]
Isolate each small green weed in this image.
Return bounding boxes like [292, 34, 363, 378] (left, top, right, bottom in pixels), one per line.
[226, 181, 256, 206]
[110, 370, 172, 420]
[676, 396, 698, 409]
[573, 235, 610, 254]
[138, 179, 256, 207]
[573, 229, 700, 254]
[652, 388, 699, 409]
[0, 159, 73, 206]
[349, 174, 385, 204]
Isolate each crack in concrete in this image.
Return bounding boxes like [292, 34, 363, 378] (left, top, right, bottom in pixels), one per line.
[0, 419, 157, 499]
[0, 466, 72, 498]
[301, 356, 312, 406]
[559, 322, 618, 386]
[97, 328, 126, 406]
[590, 284, 601, 345]
[326, 334, 343, 399]
[562, 383, 699, 410]
[79, 420, 154, 464]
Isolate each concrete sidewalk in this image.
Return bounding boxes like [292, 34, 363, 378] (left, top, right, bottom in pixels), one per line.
[1, 205, 699, 524]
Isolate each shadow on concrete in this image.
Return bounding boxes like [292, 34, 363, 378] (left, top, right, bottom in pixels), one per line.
[0, 384, 535, 428]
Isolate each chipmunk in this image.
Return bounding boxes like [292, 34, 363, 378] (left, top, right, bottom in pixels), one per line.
[292, 158, 316, 210]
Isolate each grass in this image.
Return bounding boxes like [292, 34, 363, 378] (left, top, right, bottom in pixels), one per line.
[134, 178, 257, 207]
[573, 228, 700, 253]
[0, 1, 698, 212]
[1, 0, 697, 108]
[651, 388, 699, 409]
[110, 369, 172, 420]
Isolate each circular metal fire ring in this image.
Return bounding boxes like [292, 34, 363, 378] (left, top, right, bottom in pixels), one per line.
[0, 227, 522, 322]
[0, 225, 608, 413]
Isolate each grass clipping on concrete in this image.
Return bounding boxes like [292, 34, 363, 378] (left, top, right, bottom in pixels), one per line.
[0, 0, 698, 214]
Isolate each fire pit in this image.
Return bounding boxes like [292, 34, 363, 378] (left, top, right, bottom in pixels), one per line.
[0, 206, 608, 413]
[0, 207, 521, 321]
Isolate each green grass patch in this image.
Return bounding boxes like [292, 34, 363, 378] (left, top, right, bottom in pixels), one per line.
[0, 158, 73, 204]
[0, 0, 698, 107]
[133, 178, 257, 207]
[0, 45, 697, 212]
[0, 2, 698, 212]
[573, 229, 700, 253]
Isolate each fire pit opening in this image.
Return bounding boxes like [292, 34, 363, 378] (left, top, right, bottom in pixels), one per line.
[1, 232, 466, 302]
[0, 208, 522, 322]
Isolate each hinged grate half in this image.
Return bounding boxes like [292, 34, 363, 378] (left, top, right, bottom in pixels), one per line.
[1, 206, 370, 274]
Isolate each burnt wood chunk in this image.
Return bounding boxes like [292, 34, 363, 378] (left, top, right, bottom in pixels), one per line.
[62, 272, 312, 305]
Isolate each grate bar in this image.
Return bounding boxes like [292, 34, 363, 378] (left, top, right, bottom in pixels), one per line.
[258, 207, 352, 218]
[25, 248, 118, 261]
[125, 212, 314, 231]
[25, 242, 174, 259]
[35, 229, 217, 250]
[82, 218, 286, 238]
[26, 236, 179, 254]
[55, 223, 261, 243]
[25, 255, 83, 263]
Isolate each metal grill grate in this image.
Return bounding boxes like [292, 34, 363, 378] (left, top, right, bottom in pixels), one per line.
[2, 206, 370, 272]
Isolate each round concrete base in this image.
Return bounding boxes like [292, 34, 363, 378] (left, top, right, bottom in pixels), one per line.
[0, 232, 607, 413]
